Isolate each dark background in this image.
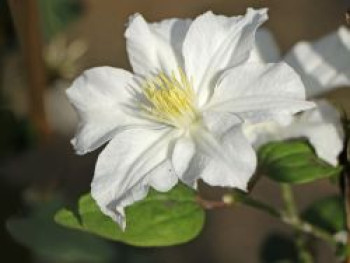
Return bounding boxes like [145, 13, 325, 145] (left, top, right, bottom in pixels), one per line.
[1, 0, 349, 262]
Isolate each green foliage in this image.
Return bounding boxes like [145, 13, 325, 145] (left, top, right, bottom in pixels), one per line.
[55, 183, 205, 247]
[260, 233, 298, 263]
[302, 195, 345, 234]
[302, 195, 348, 261]
[0, 110, 36, 157]
[38, 0, 82, 40]
[258, 140, 342, 184]
[6, 200, 115, 262]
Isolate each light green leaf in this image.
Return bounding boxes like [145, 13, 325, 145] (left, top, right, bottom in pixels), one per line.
[258, 140, 342, 184]
[302, 195, 345, 234]
[7, 201, 115, 263]
[55, 183, 205, 247]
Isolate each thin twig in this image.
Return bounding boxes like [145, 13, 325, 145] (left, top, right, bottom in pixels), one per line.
[222, 191, 337, 247]
[196, 195, 227, 210]
[281, 184, 313, 263]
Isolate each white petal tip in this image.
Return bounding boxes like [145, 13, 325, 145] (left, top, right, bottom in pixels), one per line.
[90, 190, 128, 231]
[247, 7, 269, 21]
[338, 26, 350, 46]
[328, 160, 339, 167]
[115, 207, 127, 231]
[125, 13, 146, 38]
[127, 13, 142, 25]
[235, 181, 249, 192]
[70, 137, 86, 155]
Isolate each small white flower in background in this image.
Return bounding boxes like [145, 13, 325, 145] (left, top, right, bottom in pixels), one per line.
[1, 35, 85, 137]
[285, 26, 350, 98]
[245, 26, 349, 165]
[44, 35, 88, 80]
[44, 80, 78, 136]
[67, 8, 313, 229]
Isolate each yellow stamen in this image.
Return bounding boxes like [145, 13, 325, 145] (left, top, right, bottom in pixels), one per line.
[140, 68, 198, 128]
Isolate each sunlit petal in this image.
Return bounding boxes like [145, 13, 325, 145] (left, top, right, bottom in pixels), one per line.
[183, 8, 268, 106]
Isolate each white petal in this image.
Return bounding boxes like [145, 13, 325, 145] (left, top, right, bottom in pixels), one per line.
[208, 62, 314, 122]
[244, 100, 344, 166]
[285, 26, 350, 98]
[182, 8, 268, 106]
[91, 126, 176, 229]
[249, 27, 281, 63]
[284, 100, 344, 166]
[125, 14, 191, 76]
[172, 136, 196, 188]
[67, 67, 142, 155]
[182, 111, 256, 190]
[242, 120, 283, 148]
[148, 160, 178, 192]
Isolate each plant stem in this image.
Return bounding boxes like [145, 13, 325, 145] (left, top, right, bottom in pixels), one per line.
[280, 184, 313, 263]
[225, 191, 337, 247]
[339, 129, 350, 263]
[281, 184, 297, 218]
[295, 232, 314, 263]
[7, 0, 51, 143]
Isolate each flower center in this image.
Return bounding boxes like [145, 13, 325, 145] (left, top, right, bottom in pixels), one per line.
[140, 68, 198, 129]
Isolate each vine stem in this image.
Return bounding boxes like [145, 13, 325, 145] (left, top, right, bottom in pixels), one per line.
[280, 184, 313, 263]
[222, 190, 337, 247]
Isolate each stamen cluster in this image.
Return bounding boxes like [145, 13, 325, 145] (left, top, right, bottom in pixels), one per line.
[141, 69, 198, 128]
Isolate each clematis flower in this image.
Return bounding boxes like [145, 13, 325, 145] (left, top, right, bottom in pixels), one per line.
[245, 26, 348, 165]
[67, 8, 313, 229]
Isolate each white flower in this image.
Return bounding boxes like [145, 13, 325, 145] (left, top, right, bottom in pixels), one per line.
[245, 27, 348, 165]
[249, 28, 281, 63]
[285, 26, 350, 98]
[67, 8, 313, 229]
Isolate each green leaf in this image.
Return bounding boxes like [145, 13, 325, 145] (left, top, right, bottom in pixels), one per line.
[0, 110, 36, 156]
[38, 0, 82, 40]
[302, 195, 345, 234]
[302, 195, 348, 261]
[55, 183, 205, 247]
[260, 233, 298, 263]
[7, 200, 115, 262]
[258, 140, 342, 184]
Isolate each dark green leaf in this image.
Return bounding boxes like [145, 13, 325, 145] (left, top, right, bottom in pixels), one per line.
[0, 110, 36, 156]
[302, 195, 345, 234]
[260, 233, 298, 263]
[258, 140, 342, 184]
[55, 183, 205, 247]
[38, 0, 82, 40]
[7, 200, 115, 262]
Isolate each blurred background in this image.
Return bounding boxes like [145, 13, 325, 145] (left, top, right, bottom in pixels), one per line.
[1, 0, 350, 262]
